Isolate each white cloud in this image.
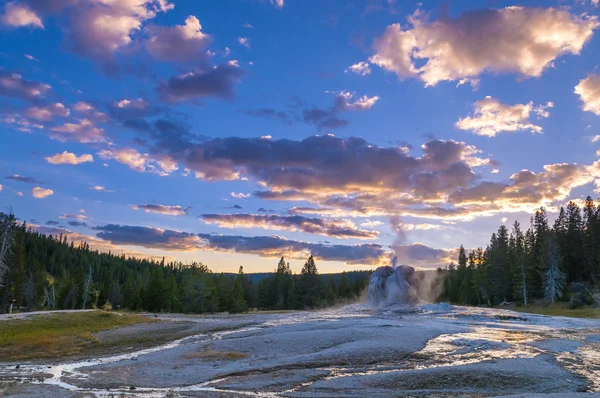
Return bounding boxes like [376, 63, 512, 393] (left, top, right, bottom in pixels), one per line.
[32, 187, 53, 199]
[575, 73, 600, 116]
[270, 0, 284, 8]
[238, 37, 250, 48]
[455, 96, 552, 137]
[231, 192, 251, 198]
[359, 220, 384, 228]
[367, 7, 598, 87]
[50, 119, 105, 143]
[334, 91, 380, 110]
[0, 184, 2, 192]
[24, 54, 39, 62]
[98, 147, 177, 176]
[90, 185, 114, 193]
[1, 2, 43, 28]
[26, 103, 69, 121]
[345, 62, 372, 76]
[45, 151, 94, 165]
[146, 15, 212, 64]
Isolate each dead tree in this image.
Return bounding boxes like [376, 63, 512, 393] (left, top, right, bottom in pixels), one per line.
[0, 214, 15, 287]
[82, 265, 93, 309]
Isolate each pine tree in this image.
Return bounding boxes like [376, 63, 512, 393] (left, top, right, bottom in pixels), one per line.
[338, 272, 351, 299]
[298, 255, 321, 308]
[229, 266, 248, 313]
[510, 221, 528, 304]
[543, 236, 566, 304]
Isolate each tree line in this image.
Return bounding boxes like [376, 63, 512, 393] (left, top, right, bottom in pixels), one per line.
[0, 212, 369, 314]
[442, 196, 600, 307]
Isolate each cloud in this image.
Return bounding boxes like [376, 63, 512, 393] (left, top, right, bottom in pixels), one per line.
[333, 91, 380, 110]
[108, 98, 159, 123]
[1, 2, 43, 28]
[242, 23, 253, 28]
[146, 134, 494, 203]
[303, 91, 379, 130]
[45, 151, 93, 165]
[98, 147, 177, 176]
[157, 63, 244, 102]
[46, 220, 60, 226]
[238, 37, 250, 48]
[94, 224, 203, 251]
[4, 0, 174, 73]
[32, 187, 53, 198]
[92, 221, 387, 264]
[270, 0, 284, 9]
[200, 213, 379, 239]
[130, 204, 189, 216]
[0, 184, 2, 192]
[0, 71, 51, 102]
[231, 192, 251, 199]
[90, 185, 114, 192]
[67, 221, 88, 227]
[199, 233, 387, 264]
[246, 91, 378, 129]
[455, 96, 553, 137]
[24, 54, 38, 62]
[146, 15, 212, 65]
[50, 119, 105, 143]
[575, 73, 600, 115]
[59, 213, 87, 220]
[72, 102, 108, 121]
[345, 62, 372, 76]
[25, 103, 69, 121]
[367, 6, 598, 86]
[30, 223, 173, 261]
[6, 174, 42, 184]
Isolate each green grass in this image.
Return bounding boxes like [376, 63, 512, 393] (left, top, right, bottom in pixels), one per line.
[0, 311, 152, 361]
[517, 304, 600, 319]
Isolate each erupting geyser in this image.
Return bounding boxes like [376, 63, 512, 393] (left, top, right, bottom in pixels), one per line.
[368, 260, 420, 307]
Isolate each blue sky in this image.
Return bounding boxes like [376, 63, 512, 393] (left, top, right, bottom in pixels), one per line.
[2, 0, 600, 273]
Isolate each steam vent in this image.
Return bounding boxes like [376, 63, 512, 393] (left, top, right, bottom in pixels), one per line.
[368, 264, 419, 307]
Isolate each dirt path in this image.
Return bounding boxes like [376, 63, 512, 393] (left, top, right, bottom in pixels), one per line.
[0, 309, 93, 321]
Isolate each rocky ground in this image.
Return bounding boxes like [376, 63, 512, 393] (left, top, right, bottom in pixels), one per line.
[1, 304, 600, 397]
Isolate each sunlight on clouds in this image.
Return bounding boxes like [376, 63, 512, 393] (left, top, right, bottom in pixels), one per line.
[575, 73, 600, 115]
[345, 62, 372, 76]
[50, 119, 105, 143]
[45, 151, 94, 165]
[1, 2, 43, 28]
[32, 187, 53, 199]
[456, 97, 552, 137]
[367, 7, 598, 86]
[98, 148, 177, 176]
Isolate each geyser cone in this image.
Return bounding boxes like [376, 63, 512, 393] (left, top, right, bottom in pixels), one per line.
[368, 264, 419, 307]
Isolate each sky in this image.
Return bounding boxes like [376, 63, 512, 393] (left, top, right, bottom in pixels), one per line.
[2, 0, 600, 273]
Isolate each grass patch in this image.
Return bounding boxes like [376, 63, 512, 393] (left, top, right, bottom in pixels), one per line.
[0, 311, 152, 361]
[517, 304, 600, 319]
[183, 348, 248, 361]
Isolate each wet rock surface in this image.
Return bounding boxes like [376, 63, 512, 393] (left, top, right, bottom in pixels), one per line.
[1, 304, 600, 397]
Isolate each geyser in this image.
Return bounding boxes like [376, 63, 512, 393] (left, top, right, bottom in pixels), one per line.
[368, 262, 420, 307]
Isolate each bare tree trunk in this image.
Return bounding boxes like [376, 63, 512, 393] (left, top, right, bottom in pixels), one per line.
[0, 221, 13, 287]
[520, 256, 527, 305]
[82, 265, 93, 309]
